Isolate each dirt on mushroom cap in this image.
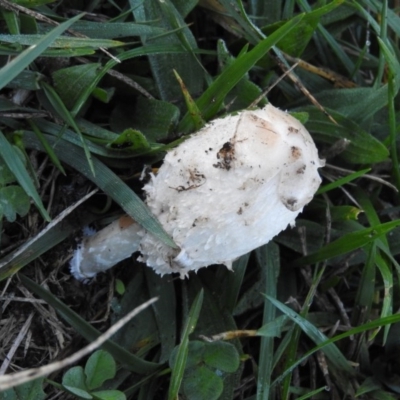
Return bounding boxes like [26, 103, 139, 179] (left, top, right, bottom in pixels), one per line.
[139, 104, 324, 277]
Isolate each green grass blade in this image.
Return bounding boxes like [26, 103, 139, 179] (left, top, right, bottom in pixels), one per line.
[0, 194, 96, 281]
[297, 0, 355, 76]
[297, 386, 329, 399]
[272, 313, 400, 387]
[70, 20, 165, 38]
[354, 244, 376, 316]
[381, 37, 400, 191]
[265, 296, 354, 375]
[22, 132, 177, 249]
[19, 274, 160, 374]
[40, 81, 95, 176]
[144, 268, 177, 363]
[28, 121, 65, 174]
[217, 253, 250, 314]
[0, 131, 50, 221]
[68, 44, 187, 118]
[375, 252, 393, 341]
[293, 219, 400, 267]
[305, 107, 389, 163]
[0, 34, 124, 48]
[0, 14, 84, 91]
[132, 0, 204, 102]
[1, 9, 20, 35]
[317, 168, 371, 194]
[178, 13, 304, 133]
[256, 242, 280, 400]
[173, 69, 205, 131]
[168, 289, 204, 400]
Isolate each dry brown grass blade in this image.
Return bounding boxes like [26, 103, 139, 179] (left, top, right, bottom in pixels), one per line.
[249, 61, 299, 108]
[0, 189, 98, 271]
[0, 313, 34, 375]
[199, 330, 258, 341]
[272, 54, 339, 125]
[324, 164, 398, 192]
[0, 297, 158, 391]
[284, 53, 357, 89]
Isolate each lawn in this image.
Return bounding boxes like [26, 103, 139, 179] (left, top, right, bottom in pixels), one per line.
[0, 0, 400, 399]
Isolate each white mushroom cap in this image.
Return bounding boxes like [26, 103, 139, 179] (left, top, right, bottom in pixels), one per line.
[138, 104, 324, 277]
[71, 104, 324, 280]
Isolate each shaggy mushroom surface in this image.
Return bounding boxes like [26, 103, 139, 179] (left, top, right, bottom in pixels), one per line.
[71, 104, 324, 280]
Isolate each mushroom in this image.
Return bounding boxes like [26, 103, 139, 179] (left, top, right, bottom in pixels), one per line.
[70, 104, 324, 280]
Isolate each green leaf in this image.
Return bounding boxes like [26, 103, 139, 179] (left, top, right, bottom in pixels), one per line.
[109, 129, 151, 152]
[92, 390, 126, 400]
[290, 111, 309, 125]
[0, 379, 47, 400]
[85, 350, 116, 391]
[186, 341, 206, 369]
[52, 63, 101, 110]
[115, 279, 125, 295]
[330, 206, 362, 222]
[257, 315, 287, 338]
[0, 14, 84, 91]
[183, 366, 223, 400]
[62, 366, 87, 391]
[0, 185, 30, 222]
[203, 341, 240, 373]
[63, 385, 92, 399]
[305, 107, 389, 164]
[311, 86, 389, 123]
[15, 381, 44, 399]
[0, 131, 50, 221]
[170, 341, 205, 370]
[92, 87, 115, 104]
[0, 156, 17, 185]
[112, 97, 180, 142]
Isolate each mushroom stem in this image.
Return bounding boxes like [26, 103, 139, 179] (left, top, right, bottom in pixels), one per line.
[70, 215, 141, 281]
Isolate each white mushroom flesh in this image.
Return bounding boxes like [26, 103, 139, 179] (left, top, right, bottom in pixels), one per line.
[139, 104, 324, 277]
[71, 104, 324, 280]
